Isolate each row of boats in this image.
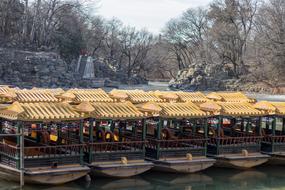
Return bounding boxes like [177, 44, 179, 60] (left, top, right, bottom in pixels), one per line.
[0, 86, 284, 185]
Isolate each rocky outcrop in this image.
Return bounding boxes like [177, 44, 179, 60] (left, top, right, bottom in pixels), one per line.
[169, 62, 285, 94]
[0, 48, 120, 88]
[0, 48, 81, 88]
[0, 48, 147, 88]
[169, 63, 231, 91]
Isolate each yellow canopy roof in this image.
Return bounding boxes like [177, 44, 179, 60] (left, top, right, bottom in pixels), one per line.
[109, 89, 129, 101]
[206, 92, 222, 101]
[115, 90, 163, 103]
[270, 102, 285, 115]
[74, 101, 95, 113]
[218, 102, 263, 116]
[0, 102, 85, 121]
[207, 92, 255, 103]
[136, 102, 162, 112]
[199, 101, 222, 114]
[175, 91, 209, 103]
[67, 88, 113, 103]
[0, 86, 17, 102]
[157, 102, 207, 119]
[15, 89, 59, 103]
[92, 101, 145, 119]
[254, 101, 276, 115]
[151, 91, 179, 102]
[56, 91, 76, 101]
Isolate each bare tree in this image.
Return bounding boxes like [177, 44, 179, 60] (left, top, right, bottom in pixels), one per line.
[119, 27, 153, 79]
[253, 0, 285, 85]
[163, 8, 210, 70]
[208, 0, 258, 78]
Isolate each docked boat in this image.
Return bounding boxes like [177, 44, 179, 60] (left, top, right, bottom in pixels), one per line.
[200, 100, 270, 169]
[122, 90, 216, 173]
[254, 101, 285, 164]
[0, 100, 90, 185]
[64, 89, 153, 178]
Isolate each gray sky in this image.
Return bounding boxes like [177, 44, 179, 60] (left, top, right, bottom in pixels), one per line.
[97, 0, 212, 34]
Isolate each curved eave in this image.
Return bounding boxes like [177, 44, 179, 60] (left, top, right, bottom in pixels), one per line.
[159, 114, 208, 119]
[18, 117, 86, 122]
[91, 115, 146, 120]
[218, 113, 264, 117]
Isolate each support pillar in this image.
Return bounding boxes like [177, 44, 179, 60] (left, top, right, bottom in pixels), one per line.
[272, 116, 277, 153]
[204, 119, 208, 156]
[216, 116, 222, 155]
[266, 117, 270, 131]
[156, 118, 162, 160]
[246, 118, 250, 134]
[79, 120, 84, 165]
[19, 122, 24, 188]
[192, 119, 196, 136]
[142, 119, 146, 157]
[259, 117, 262, 136]
[282, 118, 285, 135]
[89, 119, 94, 164]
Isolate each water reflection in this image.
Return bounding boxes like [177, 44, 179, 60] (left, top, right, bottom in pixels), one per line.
[143, 172, 212, 190]
[84, 177, 151, 190]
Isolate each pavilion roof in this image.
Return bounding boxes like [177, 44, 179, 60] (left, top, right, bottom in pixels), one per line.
[14, 89, 59, 103]
[113, 89, 163, 103]
[174, 91, 209, 103]
[200, 101, 263, 116]
[157, 102, 207, 118]
[206, 92, 255, 103]
[67, 88, 113, 103]
[91, 101, 145, 119]
[0, 102, 84, 121]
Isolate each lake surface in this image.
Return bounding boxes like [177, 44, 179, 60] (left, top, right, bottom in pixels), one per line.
[2, 84, 285, 190]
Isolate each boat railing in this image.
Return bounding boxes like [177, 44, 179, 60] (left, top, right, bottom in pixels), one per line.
[209, 136, 263, 145]
[208, 136, 263, 155]
[263, 135, 285, 143]
[145, 138, 207, 159]
[23, 144, 84, 167]
[0, 142, 85, 168]
[0, 142, 18, 168]
[261, 135, 285, 153]
[87, 140, 146, 162]
[147, 138, 207, 149]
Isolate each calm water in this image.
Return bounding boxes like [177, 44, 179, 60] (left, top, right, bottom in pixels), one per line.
[2, 84, 285, 190]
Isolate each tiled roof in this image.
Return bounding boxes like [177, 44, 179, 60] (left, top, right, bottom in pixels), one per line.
[254, 101, 285, 115]
[157, 102, 207, 118]
[91, 101, 145, 119]
[15, 89, 59, 103]
[218, 102, 263, 116]
[0, 86, 16, 102]
[206, 92, 255, 103]
[175, 91, 209, 103]
[114, 90, 163, 103]
[0, 102, 84, 121]
[67, 88, 113, 103]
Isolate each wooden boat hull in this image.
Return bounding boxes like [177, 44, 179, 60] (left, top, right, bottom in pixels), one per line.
[89, 160, 153, 178]
[265, 152, 285, 165]
[150, 157, 216, 173]
[0, 164, 90, 185]
[211, 153, 270, 169]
